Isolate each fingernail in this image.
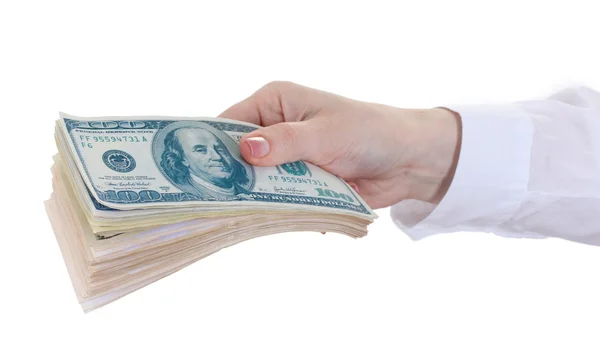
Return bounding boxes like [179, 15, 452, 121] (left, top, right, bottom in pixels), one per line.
[245, 137, 270, 158]
[350, 183, 360, 194]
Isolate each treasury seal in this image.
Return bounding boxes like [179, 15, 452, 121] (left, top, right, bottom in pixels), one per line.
[102, 150, 136, 173]
[280, 161, 309, 176]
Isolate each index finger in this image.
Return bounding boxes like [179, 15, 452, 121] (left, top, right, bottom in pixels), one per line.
[218, 94, 264, 126]
[218, 82, 289, 127]
[218, 81, 322, 127]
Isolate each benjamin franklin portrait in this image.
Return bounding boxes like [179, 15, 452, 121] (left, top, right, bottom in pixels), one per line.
[156, 121, 253, 200]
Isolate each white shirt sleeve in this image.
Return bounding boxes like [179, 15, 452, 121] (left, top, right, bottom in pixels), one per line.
[391, 86, 600, 246]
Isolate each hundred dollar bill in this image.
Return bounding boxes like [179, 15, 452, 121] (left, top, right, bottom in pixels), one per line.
[58, 113, 376, 219]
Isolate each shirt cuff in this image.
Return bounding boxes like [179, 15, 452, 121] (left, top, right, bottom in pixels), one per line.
[391, 103, 536, 240]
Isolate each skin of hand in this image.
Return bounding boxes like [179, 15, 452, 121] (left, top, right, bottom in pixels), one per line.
[219, 81, 461, 209]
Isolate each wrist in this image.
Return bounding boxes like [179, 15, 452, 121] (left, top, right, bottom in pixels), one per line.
[406, 107, 462, 204]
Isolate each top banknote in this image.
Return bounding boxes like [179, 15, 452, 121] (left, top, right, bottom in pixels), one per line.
[58, 113, 376, 218]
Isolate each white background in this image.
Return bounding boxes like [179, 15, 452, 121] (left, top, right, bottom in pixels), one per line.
[2, 1, 599, 350]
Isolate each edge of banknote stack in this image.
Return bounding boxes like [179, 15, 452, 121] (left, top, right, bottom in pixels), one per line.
[45, 113, 377, 312]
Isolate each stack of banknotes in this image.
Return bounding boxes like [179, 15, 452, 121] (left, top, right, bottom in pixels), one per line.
[45, 113, 377, 312]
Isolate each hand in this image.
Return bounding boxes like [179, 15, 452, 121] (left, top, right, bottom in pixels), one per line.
[219, 81, 461, 209]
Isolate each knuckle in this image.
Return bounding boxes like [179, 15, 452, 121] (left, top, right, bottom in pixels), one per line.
[278, 123, 297, 146]
[250, 83, 285, 118]
[256, 82, 281, 101]
[263, 80, 294, 91]
[273, 123, 300, 162]
[253, 81, 298, 119]
[258, 81, 297, 101]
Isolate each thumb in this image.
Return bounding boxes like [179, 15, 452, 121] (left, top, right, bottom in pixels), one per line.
[239, 121, 319, 166]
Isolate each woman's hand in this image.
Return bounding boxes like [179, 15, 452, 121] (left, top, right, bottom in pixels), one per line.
[219, 81, 461, 209]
